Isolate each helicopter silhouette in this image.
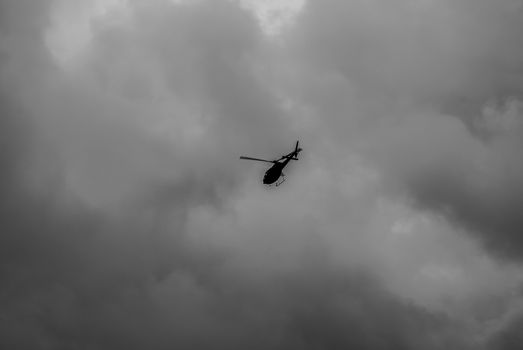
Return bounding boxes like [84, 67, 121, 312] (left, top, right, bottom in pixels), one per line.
[240, 141, 302, 186]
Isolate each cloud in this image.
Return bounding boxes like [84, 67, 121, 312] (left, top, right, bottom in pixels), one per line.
[2, 0, 523, 349]
[488, 315, 523, 350]
[282, 0, 523, 261]
[293, 0, 523, 111]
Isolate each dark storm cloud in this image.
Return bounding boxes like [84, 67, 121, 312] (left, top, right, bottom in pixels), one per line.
[358, 109, 523, 261]
[488, 312, 523, 350]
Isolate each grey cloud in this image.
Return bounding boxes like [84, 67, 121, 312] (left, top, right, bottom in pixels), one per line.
[84, 0, 292, 154]
[361, 109, 523, 261]
[293, 0, 523, 116]
[282, 1, 523, 345]
[288, 0, 523, 261]
[488, 314, 523, 350]
[0, 0, 521, 349]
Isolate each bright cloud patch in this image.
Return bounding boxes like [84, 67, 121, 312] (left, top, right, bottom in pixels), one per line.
[238, 0, 305, 36]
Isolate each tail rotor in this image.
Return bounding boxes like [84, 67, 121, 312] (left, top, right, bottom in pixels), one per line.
[294, 140, 302, 158]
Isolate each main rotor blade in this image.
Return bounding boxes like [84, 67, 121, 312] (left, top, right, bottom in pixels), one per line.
[240, 156, 275, 163]
[275, 154, 299, 162]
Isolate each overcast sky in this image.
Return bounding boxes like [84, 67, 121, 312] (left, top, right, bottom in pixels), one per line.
[2, 0, 523, 349]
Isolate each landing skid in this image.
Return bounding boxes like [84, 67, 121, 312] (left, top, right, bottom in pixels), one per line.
[275, 174, 286, 187]
[264, 174, 286, 187]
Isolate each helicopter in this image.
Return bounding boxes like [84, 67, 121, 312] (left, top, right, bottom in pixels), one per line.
[240, 141, 302, 186]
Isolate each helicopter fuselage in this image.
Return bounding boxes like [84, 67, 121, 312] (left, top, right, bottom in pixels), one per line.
[263, 163, 283, 184]
[263, 157, 292, 184]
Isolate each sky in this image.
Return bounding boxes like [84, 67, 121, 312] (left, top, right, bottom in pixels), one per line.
[2, 0, 523, 349]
